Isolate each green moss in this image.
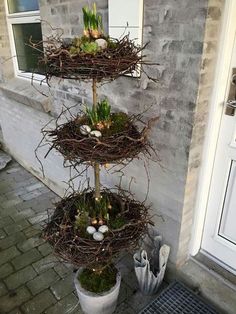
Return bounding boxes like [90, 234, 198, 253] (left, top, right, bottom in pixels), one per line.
[109, 216, 126, 229]
[79, 265, 117, 293]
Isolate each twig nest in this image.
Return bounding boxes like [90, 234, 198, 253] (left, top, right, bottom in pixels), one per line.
[95, 38, 108, 50]
[90, 130, 102, 137]
[80, 125, 91, 135]
[98, 225, 109, 233]
[93, 231, 104, 241]
[86, 226, 96, 235]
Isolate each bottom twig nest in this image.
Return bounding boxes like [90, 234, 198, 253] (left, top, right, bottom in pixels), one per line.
[43, 190, 151, 268]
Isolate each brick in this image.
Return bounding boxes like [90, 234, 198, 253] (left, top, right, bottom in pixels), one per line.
[17, 236, 44, 253]
[0, 263, 14, 279]
[33, 254, 58, 274]
[4, 219, 30, 235]
[21, 289, 57, 314]
[0, 232, 26, 250]
[50, 273, 75, 300]
[11, 248, 42, 270]
[45, 293, 81, 314]
[37, 242, 52, 256]
[0, 246, 20, 266]
[4, 265, 37, 290]
[26, 269, 59, 295]
[0, 286, 31, 313]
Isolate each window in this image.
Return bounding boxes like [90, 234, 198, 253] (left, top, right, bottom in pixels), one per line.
[5, 0, 43, 79]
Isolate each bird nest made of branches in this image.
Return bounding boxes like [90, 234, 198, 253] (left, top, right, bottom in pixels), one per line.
[43, 189, 151, 268]
[33, 35, 156, 82]
[44, 112, 157, 165]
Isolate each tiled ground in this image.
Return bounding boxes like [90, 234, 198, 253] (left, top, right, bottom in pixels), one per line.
[0, 159, 161, 314]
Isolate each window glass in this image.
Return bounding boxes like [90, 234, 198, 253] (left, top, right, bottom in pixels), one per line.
[12, 23, 43, 73]
[8, 0, 39, 14]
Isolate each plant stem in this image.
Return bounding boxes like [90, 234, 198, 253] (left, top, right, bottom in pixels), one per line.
[92, 79, 101, 201]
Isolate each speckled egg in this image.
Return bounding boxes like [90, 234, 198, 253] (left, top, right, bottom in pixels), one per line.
[95, 38, 108, 50]
[80, 125, 91, 135]
[90, 130, 102, 137]
[98, 225, 109, 233]
[86, 226, 96, 235]
[93, 231, 104, 241]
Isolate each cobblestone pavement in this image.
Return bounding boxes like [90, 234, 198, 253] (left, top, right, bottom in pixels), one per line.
[0, 159, 160, 314]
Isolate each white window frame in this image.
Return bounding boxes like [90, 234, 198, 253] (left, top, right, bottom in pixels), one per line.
[4, 0, 43, 81]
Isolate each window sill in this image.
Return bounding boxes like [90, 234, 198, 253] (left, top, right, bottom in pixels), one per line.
[0, 77, 51, 113]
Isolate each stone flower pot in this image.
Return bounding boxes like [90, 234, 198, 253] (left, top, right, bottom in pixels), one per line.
[74, 268, 121, 314]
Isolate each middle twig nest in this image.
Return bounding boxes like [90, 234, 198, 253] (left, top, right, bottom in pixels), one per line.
[45, 102, 156, 164]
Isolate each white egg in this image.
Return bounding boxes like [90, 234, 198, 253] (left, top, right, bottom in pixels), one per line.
[80, 125, 91, 135]
[93, 231, 104, 241]
[86, 226, 96, 235]
[98, 225, 109, 233]
[90, 130, 102, 138]
[95, 38, 108, 50]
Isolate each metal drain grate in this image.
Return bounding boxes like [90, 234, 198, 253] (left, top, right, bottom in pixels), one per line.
[139, 281, 219, 314]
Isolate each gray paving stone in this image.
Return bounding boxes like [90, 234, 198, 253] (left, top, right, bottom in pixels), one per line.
[117, 281, 134, 305]
[126, 290, 157, 312]
[28, 213, 48, 225]
[26, 183, 44, 192]
[50, 273, 75, 300]
[0, 263, 14, 279]
[0, 280, 7, 297]
[37, 242, 52, 256]
[0, 246, 20, 266]
[20, 190, 43, 201]
[0, 232, 26, 250]
[26, 269, 60, 296]
[0, 216, 14, 228]
[1, 198, 23, 209]
[32, 254, 58, 274]
[9, 308, 23, 314]
[0, 228, 6, 239]
[23, 224, 42, 238]
[21, 289, 57, 314]
[11, 248, 42, 270]
[0, 206, 18, 219]
[0, 286, 31, 313]
[0, 150, 12, 170]
[114, 302, 136, 314]
[17, 236, 44, 253]
[4, 265, 37, 290]
[54, 263, 73, 278]
[11, 208, 35, 222]
[4, 219, 30, 235]
[44, 293, 81, 314]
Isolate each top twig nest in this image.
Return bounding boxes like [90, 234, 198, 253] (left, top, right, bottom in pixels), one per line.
[38, 35, 152, 82]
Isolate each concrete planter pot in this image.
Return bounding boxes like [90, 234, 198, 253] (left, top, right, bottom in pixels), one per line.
[74, 268, 121, 314]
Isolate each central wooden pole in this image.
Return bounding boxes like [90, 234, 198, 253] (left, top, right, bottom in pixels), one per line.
[92, 79, 101, 201]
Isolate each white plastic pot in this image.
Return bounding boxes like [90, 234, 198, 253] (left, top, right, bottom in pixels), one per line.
[74, 268, 121, 314]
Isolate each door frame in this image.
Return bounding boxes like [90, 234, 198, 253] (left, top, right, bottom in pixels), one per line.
[190, 0, 236, 258]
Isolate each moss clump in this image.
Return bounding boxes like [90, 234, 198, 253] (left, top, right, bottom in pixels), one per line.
[79, 265, 117, 293]
[109, 216, 126, 230]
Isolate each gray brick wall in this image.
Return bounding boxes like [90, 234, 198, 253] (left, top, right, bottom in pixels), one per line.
[0, 0, 223, 266]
